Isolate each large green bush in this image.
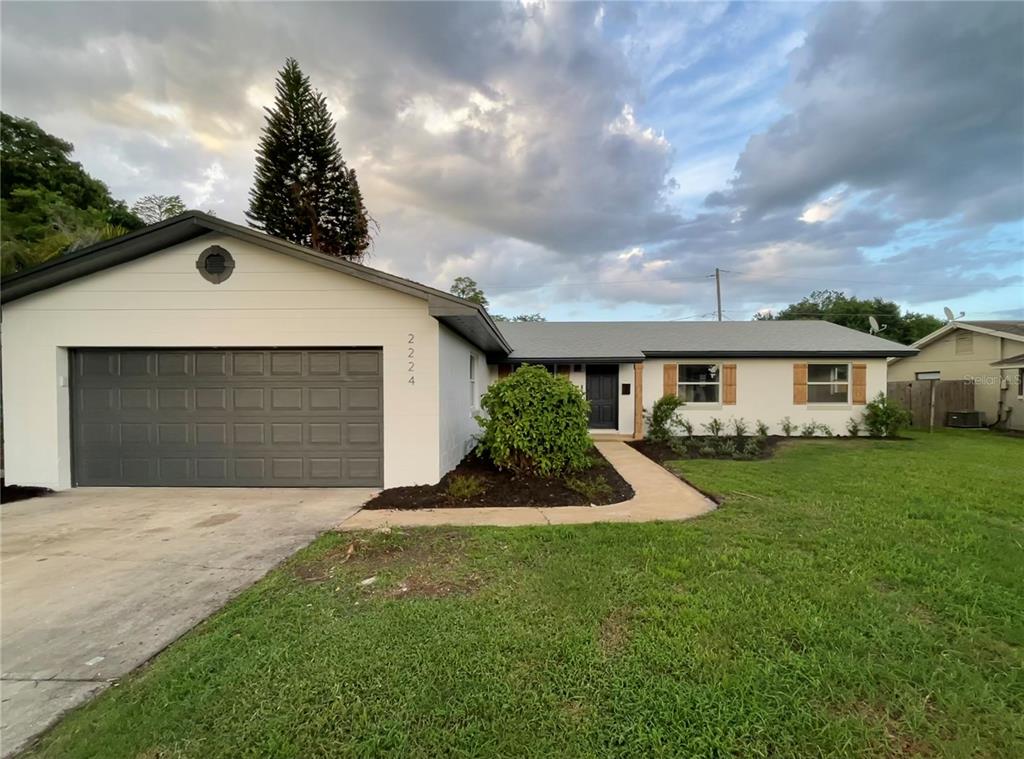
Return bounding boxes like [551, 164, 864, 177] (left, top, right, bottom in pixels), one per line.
[863, 392, 913, 437]
[646, 394, 685, 444]
[475, 364, 592, 476]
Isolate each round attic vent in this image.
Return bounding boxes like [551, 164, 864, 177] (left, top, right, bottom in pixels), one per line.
[196, 245, 235, 284]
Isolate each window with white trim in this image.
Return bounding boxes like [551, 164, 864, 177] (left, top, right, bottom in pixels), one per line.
[807, 363, 850, 403]
[469, 355, 477, 408]
[677, 363, 720, 403]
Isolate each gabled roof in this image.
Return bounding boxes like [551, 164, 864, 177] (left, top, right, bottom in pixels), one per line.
[1, 211, 510, 354]
[497, 320, 917, 361]
[891, 319, 1024, 361]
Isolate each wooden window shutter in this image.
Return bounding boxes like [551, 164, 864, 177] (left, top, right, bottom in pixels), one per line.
[793, 363, 808, 404]
[499, 364, 512, 379]
[852, 363, 867, 404]
[723, 364, 737, 405]
[663, 363, 678, 397]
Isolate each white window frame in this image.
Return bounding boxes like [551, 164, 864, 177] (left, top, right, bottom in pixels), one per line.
[677, 362, 721, 405]
[807, 362, 851, 405]
[469, 355, 477, 409]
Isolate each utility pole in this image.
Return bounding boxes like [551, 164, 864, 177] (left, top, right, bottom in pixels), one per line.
[715, 267, 722, 322]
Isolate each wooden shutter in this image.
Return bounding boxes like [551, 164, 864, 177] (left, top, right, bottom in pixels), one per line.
[663, 363, 678, 397]
[793, 363, 808, 405]
[852, 363, 867, 404]
[723, 364, 737, 405]
[498, 364, 512, 379]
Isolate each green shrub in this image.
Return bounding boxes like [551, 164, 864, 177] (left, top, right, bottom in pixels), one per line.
[799, 422, 818, 437]
[846, 417, 862, 437]
[476, 364, 592, 476]
[447, 475, 486, 500]
[780, 417, 796, 437]
[716, 439, 737, 456]
[698, 444, 716, 457]
[678, 418, 694, 437]
[863, 393, 913, 437]
[743, 437, 764, 456]
[702, 418, 725, 437]
[565, 474, 613, 503]
[647, 395, 686, 444]
[818, 423, 834, 437]
[731, 417, 749, 438]
[755, 419, 770, 437]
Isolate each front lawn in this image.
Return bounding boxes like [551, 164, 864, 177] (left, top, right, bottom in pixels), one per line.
[29, 431, 1022, 758]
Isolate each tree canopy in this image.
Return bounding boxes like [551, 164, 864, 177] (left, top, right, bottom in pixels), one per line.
[246, 58, 372, 261]
[755, 290, 942, 345]
[131, 194, 187, 224]
[449, 276, 545, 322]
[1, 113, 143, 275]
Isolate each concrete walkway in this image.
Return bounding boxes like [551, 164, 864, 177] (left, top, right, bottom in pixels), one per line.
[340, 441, 716, 529]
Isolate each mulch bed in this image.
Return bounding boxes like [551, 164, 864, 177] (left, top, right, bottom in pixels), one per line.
[630, 436, 783, 463]
[364, 450, 634, 510]
[1, 480, 53, 504]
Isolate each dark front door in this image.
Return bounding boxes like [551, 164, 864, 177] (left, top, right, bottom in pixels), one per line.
[586, 365, 618, 429]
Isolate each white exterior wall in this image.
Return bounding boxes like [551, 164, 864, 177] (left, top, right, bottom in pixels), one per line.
[642, 357, 889, 435]
[438, 325, 485, 475]
[1, 234, 443, 489]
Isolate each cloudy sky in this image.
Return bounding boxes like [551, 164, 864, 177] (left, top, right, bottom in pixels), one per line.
[3, 1, 1022, 321]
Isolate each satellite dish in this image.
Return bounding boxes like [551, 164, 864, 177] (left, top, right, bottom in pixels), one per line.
[943, 306, 955, 322]
[868, 315, 886, 334]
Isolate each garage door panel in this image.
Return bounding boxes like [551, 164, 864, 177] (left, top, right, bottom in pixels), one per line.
[72, 349, 383, 486]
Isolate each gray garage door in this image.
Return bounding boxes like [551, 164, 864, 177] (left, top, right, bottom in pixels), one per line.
[71, 349, 383, 487]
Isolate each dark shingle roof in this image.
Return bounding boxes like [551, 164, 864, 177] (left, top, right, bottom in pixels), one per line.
[960, 321, 1024, 338]
[497, 320, 917, 360]
[991, 353, 1024, 367]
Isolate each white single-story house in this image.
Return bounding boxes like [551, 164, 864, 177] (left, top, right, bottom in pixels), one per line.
[888, 320, 1024, 431]
[1, 213, 916, 490]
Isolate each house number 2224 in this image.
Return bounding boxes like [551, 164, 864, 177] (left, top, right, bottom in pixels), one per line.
[407, 333, 415, 385]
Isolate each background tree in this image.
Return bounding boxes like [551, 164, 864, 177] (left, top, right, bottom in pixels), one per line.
[450, 276, 489, 307]
[246, 58, 372, 261]
[755, 290, 942, 344]
[131, 194, 187, 224]
[1, 113, 143, 275]
[449, 276, 546, 322]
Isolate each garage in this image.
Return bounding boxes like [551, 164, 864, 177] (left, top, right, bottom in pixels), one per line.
[71, 348, 383, 486]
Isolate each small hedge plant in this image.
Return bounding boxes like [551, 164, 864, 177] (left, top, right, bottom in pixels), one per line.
[475, 364, 592, 476]
[864, 392, 912, 437]
[647, 395, 685, 444]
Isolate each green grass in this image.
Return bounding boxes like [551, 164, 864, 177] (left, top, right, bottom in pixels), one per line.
[30, 431, 1023, 758]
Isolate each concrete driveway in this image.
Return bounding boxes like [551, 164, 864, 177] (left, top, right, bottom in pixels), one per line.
[0, 487, 370, 756]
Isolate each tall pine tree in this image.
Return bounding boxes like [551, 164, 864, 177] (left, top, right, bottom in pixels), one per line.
[246, 58, 372, 260]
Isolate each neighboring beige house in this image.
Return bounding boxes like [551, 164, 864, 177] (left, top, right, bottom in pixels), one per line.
[888, 321, 1024, 431]
[1, 212, 917, 492]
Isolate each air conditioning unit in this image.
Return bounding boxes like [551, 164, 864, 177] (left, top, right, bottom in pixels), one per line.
[946, 410, 985, 428]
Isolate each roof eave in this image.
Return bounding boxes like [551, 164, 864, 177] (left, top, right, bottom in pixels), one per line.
[642, 349, 918, 358]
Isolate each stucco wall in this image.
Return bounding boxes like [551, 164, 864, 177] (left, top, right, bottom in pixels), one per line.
[1, 233, 443, 489]
[642, 357, 889, 435]
[888, 328, 1024, 427]
[438, 324, 485, 475]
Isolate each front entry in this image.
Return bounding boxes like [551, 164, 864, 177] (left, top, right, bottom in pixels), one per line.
[586, 364, 618, 429]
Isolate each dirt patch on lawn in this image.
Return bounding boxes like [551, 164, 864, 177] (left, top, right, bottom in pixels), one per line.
[843, 701, 938, 758]
[292, 529, 482, 599]
[363, 449, 633, 510]
[597, 607, 633, 655]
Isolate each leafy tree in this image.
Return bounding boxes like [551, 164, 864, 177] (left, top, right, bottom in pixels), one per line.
[1, 113, 143, 275]
[450, 276, 488, 307]
[755, 290, 942, 345]
[246, 58, 373, 261]
[494, 313, 546, 323]
[131, 194, 187, 224]
[449, 277, 545, 321]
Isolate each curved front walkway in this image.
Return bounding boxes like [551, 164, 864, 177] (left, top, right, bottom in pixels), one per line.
[340, 441, 717, 530]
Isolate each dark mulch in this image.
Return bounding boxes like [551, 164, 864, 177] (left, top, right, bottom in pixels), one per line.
[1, 480, 52, 504]
[364, 450, 633, 510]
[630, 434, 909, 465]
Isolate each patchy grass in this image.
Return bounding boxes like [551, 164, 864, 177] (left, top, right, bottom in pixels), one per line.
[27, 430, 1023, 758]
